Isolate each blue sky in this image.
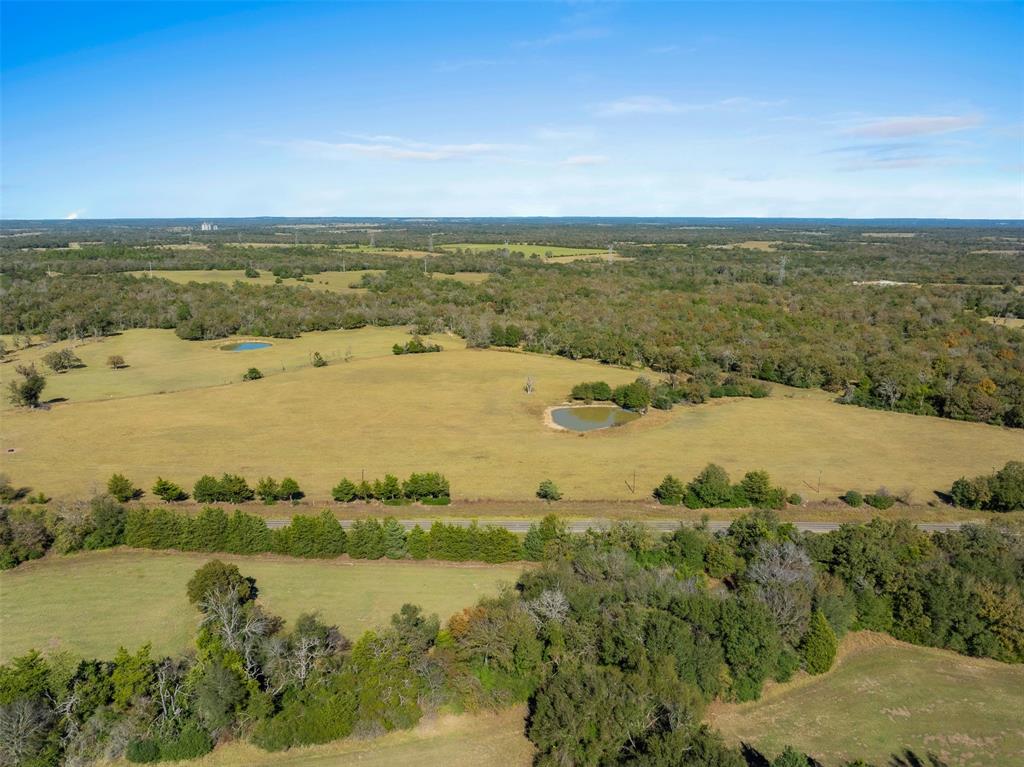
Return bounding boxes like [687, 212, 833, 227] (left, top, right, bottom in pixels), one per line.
[2, 1, 1022, 219]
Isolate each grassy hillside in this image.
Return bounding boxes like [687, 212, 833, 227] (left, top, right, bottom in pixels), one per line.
[2, 337, 1020, 501]
[707, 632, 1024, 766]
[0, 327, 450, 406]
[0, 549, 523, 660]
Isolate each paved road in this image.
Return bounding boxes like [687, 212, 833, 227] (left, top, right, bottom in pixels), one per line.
[265, 517, 964, 534]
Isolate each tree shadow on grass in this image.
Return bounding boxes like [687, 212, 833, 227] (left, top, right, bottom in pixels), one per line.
[889, 750, 949, 767]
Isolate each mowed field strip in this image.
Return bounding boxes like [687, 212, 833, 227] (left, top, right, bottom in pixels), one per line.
[2, 331, 1021, 501]
[707, 632, 1024, 765]
[187, 707, 533, 767]
[441, 242, 630, 262]
[0, 549, 524, 660]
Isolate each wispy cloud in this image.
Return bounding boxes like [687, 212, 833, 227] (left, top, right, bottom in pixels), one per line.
[824, 142, 951, 171]
[535, 126, 596, 142]
[561, 155, 607, 166]
[845, 114, 983, 138]
[279, 136, 524, 162]
[64, 209, 83, 220]
[595, 95, 784, 117]
[518, 26, 609, 47]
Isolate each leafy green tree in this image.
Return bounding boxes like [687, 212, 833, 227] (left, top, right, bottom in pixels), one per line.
[801, 610, 838, 674]
[111, 644, 155, 710]
[687, 464, 734, 508]
[225, 510, 272, 554]
[989, 461, 1024, 511]
[332, 478, 357, 502]
[193, 475, 222, 503]
[407, 524, 428, 559]
[382, 517, 407, 559]
[256, 477, 280, 504]
[6, 364, 46, 407]
[740, 470, 773, 507]
[718, 597, 782, 701]
[107, 473, 141, 502]
[218, 473, 255, 503]
[42, 347, 83, 373]
[183, 507, 229, 552]
[536, 479, 562, 501]
[279, 477, 303, 501]
[242, 367, 263, 381]
[611, 380, 652, 411]
[348, 518, 385, 559]
[152, 477, 188, 502]
[186, 560, 254, 605]
[195, 662, 247, 732]
[524, 514, 569, 561]
[653, 474, 686, 505]
[84, 496, 126, 549]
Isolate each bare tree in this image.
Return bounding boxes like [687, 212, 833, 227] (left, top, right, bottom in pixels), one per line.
[747, 541, 816, 643]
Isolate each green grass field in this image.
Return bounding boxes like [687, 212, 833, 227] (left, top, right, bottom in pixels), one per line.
[2, 332, 1020, 502]
[707, 632, 1024, 766]
[0, 549, 523, 661]
[0, 327, 450, 407]
[126, 269, 381, 292]
[175, 708, 533, 767]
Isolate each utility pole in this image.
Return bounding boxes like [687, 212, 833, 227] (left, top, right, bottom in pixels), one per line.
[369, 230, 375, 248]
[778, 255, 788, 285]
[429, 233, 434, 253]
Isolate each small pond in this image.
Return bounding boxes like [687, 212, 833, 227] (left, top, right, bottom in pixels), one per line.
[551, 405, 640, 432]
[221, 341, 272, 352]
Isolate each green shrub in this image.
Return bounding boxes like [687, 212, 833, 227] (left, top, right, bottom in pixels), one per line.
[152, 477, 187, 502]
[242, 367, 263, 380]
[687, 464, 734, 508]
[332, 477, 357, 502]
[158, 722, 213, 761]
[126, 739, 160, 763]
[107, 473, 141, 502]
[570, 381, 612, 401]
[653, 474, 685, 505]
[786, 493, 802, 506]
[841, 490, 863, 507]
[864, 491, 895, 510]
[536, 479, 562, 501]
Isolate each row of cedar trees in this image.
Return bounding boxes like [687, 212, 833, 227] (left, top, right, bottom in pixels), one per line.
[123, 505, 529, 563]
[108, 471, 451, 505]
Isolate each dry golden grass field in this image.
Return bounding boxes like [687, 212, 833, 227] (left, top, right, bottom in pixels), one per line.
[440, 242, 631, 262]
[707, 632, 1024, 766]
[0, 327, 448, 406]
[170, 707, 533, 767]
[0, 548, 523, 661]
[983, 316, 1024, 329]
[1, 330, 1021, 502]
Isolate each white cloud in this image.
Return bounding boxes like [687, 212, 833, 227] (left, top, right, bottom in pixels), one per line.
[595, 95, 784, 117]
[845, 115, 983, 138]
[561, 155, 608, 166]
[280, 137, 524, 162]
[64, 210, 83, 220]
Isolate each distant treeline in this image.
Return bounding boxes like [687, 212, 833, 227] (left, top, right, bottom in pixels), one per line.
[3, 226, 1022, 427]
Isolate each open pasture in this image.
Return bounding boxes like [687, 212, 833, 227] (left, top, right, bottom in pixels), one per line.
[707, 632, 1024, 766]
[440, 242, 625, 262]
[2, 339, 1020, 502]
[0, 327, 447, 407]
[126, 268, 382, 292]
[0, 549, 523, 661]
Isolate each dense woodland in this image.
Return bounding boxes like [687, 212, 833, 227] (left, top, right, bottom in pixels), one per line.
[2, 503, 1022, 767]
[3, 220, 1023, 427]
